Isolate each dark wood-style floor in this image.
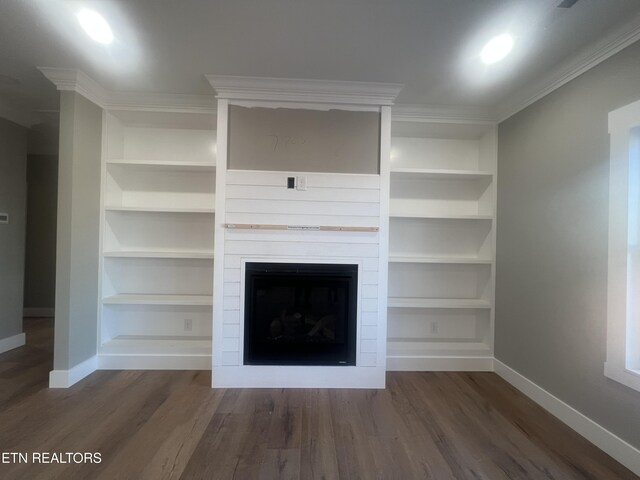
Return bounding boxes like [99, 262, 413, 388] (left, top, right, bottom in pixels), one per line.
[0, 318, 637, 480]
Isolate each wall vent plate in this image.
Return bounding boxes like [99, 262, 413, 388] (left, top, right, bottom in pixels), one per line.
[0, 213, 8, 224]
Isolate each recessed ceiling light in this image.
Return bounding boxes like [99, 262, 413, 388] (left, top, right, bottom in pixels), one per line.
[480, 34, 514, 65]
[76, 9, 113, 45]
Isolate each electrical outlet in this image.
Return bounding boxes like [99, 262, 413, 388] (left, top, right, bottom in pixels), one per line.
[184, 319, 193, 332]
[296, 175, 307, 191]
[429, 321, 438, 335]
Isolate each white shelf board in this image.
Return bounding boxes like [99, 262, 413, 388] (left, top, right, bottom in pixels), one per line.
[103, 294, 213, 306]
[105, 206, 215, 214]
[389, 213, 494, 221]
[389, 255, 492, 265]
[104, 251, 214, 260]
[107, 159, 216, 172]
[387, 297, 492, 309]
[387, 339, 492, 358]
[390, 168, 493, 180]
[99, 335, 212, 356]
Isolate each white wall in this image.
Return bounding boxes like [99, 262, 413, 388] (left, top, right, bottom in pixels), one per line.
[228, 106, 380, 174]
[0, 118, 27, 346]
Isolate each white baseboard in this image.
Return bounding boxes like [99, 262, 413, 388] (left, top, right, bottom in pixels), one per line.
[23, 307, 54, 318]
[386, 356, 494, 372]
[97, 354, 211, 370]
[49, 356, 98, 388]
[213, 365, 386, 388]
[494, 359, 640, 477]
[0, 333, 26, 354]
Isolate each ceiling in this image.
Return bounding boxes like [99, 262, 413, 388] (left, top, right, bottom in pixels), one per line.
[0, 0, 639, 127]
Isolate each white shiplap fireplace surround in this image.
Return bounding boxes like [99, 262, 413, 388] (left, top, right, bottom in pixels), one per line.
[209, 76, 402, 388]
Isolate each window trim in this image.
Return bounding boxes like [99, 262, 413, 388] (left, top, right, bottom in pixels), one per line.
[606, 98, 640, 392]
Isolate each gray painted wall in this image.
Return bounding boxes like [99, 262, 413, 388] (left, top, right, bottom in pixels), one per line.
[0, 118, 27, 341]
[496, 40, 640, 448]
[53, 92, 102, 370]
[228, 106, 380, 174]
[24, 154, 58, 311]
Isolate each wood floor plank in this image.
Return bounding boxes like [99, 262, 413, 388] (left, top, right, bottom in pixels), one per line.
[329, 389, 382, 479]
[95, 372, 224, 480]
[299, 389, 340, 480]
[259, 449, 300, 480]
[393, 372, 494, 479]
[267, 404, 302, 450]
[0, 319, 637, 480]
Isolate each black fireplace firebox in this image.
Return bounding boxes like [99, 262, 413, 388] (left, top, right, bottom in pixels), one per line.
[244, 262, 358, 366]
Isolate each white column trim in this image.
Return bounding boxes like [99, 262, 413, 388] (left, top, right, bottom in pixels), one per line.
[48, 356, 98, 388]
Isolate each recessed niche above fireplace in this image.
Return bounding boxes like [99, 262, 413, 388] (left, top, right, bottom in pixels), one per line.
[244, 262, 358, 366]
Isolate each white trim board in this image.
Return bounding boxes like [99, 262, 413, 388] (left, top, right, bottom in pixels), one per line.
[48, 356, 98, 388]
[0, 333, 25, 355]
[387, 356, 494, 372]
[97, 354, 211, 370]
[38, 67, 216, 114]
[38, 67, 106, 107]
[494, 359, 640, 477]
[206, 75, 403, 105]
[392, 104, 496, 124]
[213, 365, 386, 388]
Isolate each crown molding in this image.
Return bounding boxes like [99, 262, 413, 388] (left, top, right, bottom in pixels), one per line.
[38, 67, 217, 114]
[497, 13, 640, 122]
[38, 67, 107, 107]
[392, 104, 497, 124]
[206, 75, 403, 106]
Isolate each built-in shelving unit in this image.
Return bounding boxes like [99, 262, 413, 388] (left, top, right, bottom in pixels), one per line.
[99, 109, 216, 369]
[387, 117, 497, 371]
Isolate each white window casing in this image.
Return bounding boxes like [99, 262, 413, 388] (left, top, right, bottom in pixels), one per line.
[606, 98, 640, 392]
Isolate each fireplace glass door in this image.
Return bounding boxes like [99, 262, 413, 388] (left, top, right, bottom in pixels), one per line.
[244, 262, 358, 366]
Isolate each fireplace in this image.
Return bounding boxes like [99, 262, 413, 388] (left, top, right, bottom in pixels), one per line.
[244, 262, 358, 366]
